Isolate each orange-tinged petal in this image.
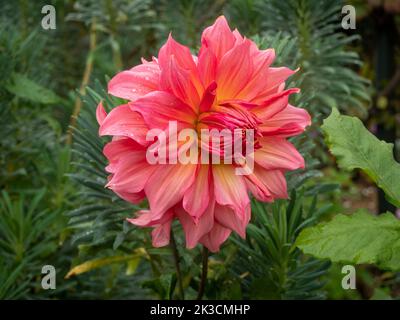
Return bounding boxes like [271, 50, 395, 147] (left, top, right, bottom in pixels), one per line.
[201, 16, 236, 62]
[99, 104, 149, 145]
[255, 137, 305, 170]
[160, 55, 201, 111]
[216, 39, 253, 100]
[145, 163, 197, 219]
[214, 204, 250, 239]
[199, 222, 231, 252]
[182, 165, 211, 219]
[131, 91, 196, 130]
[259, 104, 311, 137]
[198, 48, 218, 88]
[212, 165, 250, 219]
[251, 88, 300, 120]
[176, 201, 214, 249]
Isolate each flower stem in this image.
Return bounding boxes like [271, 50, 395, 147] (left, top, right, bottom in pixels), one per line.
[197, 246, 209, 300]
[170, 229, 185, 300]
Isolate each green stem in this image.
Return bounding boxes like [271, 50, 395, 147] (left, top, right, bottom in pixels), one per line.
[197, 246, 209, 300]
[170, 230, 184, 300]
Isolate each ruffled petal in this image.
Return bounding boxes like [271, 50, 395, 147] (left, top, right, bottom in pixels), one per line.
[99, 104, 148, 145]
[255, 137, 305, 170]
[145, 163, 197, 219]
[182, 165, 211, 220]
[259, 104, 311, 137]
[212, 165, 250, 219]
[216, 39, 253, 100]
[176, 201, 214, 249]
[214, 204, 250, 238]
[160, 55, 201, 111]
[200, 16, 236, 62]
[251, 88, 300, 121]
[132, 91, 196, 130]
[96, 101, 107, 125]
[245, 165, 288, 200]
[108, 61, 159, 101]
[199, 222, 231, 252]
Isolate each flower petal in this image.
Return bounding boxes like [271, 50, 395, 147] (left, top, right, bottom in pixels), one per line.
[259, 104, 311, 137]
[251, 88, 300, 120]
[214, 204, 250, 238]
[199, 222, 231, 252]
[160, 55, 201, 111]
[132, 91, 196, 130]
[216, 39, 253, 100]
[151, 220, 172, 247]
[99, 104, 148, 145]
[212, 165, 250, 219]
[255, 137, 305, 170]
[201, 16, 236, 62]
[96, 101, 107, 125]
[176, 201, 214, 249]
[103, 138, 144, 173]
[182, 165, 211, 220]
[108, 61, 159, 101]
[145, 163, 197, 219]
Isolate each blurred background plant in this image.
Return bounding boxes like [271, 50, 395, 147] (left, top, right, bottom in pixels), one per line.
[0, 0, 399, 300]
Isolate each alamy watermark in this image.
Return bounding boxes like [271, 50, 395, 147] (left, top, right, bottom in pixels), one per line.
[41, 5, 56, 30]
[341, 265, 356, 290]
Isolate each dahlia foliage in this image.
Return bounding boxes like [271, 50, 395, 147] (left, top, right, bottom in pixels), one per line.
[96, 16, 310, 252]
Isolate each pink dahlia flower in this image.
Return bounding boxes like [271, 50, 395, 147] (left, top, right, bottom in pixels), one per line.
[96, 16, 311, 252]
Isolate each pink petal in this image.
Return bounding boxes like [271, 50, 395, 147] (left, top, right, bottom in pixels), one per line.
[108, 61, 159, 101]
[235, 48, 276, 101]
[199, 222, 231, 252]
[99, 104, 148, 145]
[214, 204, 250, 238]
[244, 171, 273, 202]
[151, 220, 172, 247]
[160, 55, 201, 111]
[255, 168, 288, 199]
[131, 91, 196, 130]
[158, 34, 198, 73]
[176, 202, 214, 249]
[106, 157, 157, 194]
[114, 189, 145, 204]
[103, 138, 143, 173]
[96, 101, 107, 125]
[255, 137, 305, 170]
[251, 88, 300, 121]
[182, 165, 211, 220]
[259, 104, 311, 137]
[253, 67, 298, 101]
[145, 163, 197, 219]
[197, 48, 218, 88]
[212, 165, 250, 219]
[201, 16, 236, 62]
[127, 209, 174, 227]
[216, 39, 253, 100]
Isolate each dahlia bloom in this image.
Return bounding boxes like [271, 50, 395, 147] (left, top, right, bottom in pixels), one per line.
[96, 16, 310, 252]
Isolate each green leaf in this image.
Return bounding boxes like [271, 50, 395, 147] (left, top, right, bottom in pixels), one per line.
[65, 254, 141, 278]
[296, 211, 400, 271]
[6, 73, 61, 104]
[322, 108, 400, 207]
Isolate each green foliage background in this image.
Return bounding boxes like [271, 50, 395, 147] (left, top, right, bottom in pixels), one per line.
[0, 0, 399, 300]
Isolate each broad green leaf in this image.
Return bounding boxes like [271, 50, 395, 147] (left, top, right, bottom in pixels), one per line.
[296, 211, 400, 270]
[322, 108, 400, 207]
[6, 73, 61, 104]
